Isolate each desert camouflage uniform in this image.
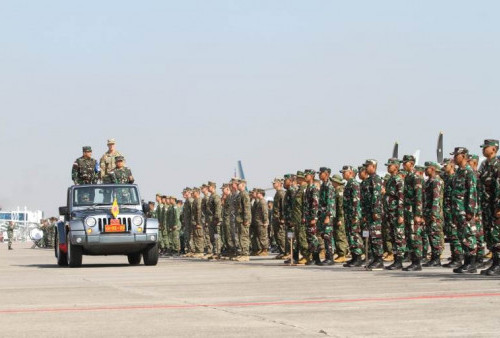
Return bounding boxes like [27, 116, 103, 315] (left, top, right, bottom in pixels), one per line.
[273, 189, 286, 255]
[254, 197, 269, 251]
[236, 190, 252, 256]
[208, 192, 222, 255]
[100, 151, 124, 183]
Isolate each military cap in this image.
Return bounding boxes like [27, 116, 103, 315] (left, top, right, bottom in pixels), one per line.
[384, 158, 400, 166]
[383, 173, 391, 181]
[402, 155, 416, 163]
[364, 159, 378, 166]
[304, 169, 316, 176]
[480, 139, 499, 148]
[231, 177, 240, 183]
[425, 161, 441, 171]
[192, 187, 200, 193]
[468, 154, 479, 161]
[115, 155, 124, 162]
[239, 179, 247, 184]
[331, 174, 344, 185]
[161, 195, 167, 199]
[82, 146, 92, 152]
[414, 165, 425, 172]
[208, 181, 216, 187]
[319, 167, 331, 173]
[296, 170, 305, 178]
[273, 177, 283, 183]
[441, 158, 451, 165]
[259, 189, 266, 196]
[156, 193, 162, 196]
[340, 165, 355, 173]
[148, 201, 155, 205]
[357, 165, 366, 172]
[107, 138, 116, 145]
[450, 147, 468, 156]
[284, 174, 294, 179]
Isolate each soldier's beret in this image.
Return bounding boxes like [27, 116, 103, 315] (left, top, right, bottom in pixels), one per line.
[364, 159, 378, 166]
[82, 146, 92, 152]
[402, 155, 415, 163]
[450, 147, 468, 156]
[201, 184, 208, 188]
[296, 171, 305, 178]
[414, 165, 425, 172]
[107, 138, 116, 145]
[480, 139, 499, 148]
[468, 154, 479, 161]
[319, 167, 331, 173]
[304, 169, 316, 176]
[441, 158, 452, 165]
[331, 174, 344, 185]
[115, 156, 124, 162]
[384, 158, 400, 167]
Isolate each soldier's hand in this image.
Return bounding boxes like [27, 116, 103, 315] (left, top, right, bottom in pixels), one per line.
[398, 217, 404, 224]
[337, 221, 341, 226]
[310, 219, 317, 226]
[414, 216, 422, 224]
[244, 222, 249, 227]
[196, 225, 202, 229]
[495, 209, 500, 218]
[466, 213, 473, 221]
[324, 216, 330, 225]
[372, 214, 379, 221]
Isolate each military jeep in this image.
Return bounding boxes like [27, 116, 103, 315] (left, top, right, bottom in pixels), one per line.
[56, 184, 159, 267]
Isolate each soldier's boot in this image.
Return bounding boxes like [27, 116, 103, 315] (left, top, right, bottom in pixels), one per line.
[423, 254, 441, 267]
[442, 254, 463, 268]
[475, 255, 487, 270]
[344, 254, 363, 267]
[293, 250, 299, 261]
[403, 252, 411, 263]
[386, 256, 403, 270]
[367, 256, 384, 270]
[482, 252, 500, 276]
[403, 256, 422, 271]
[313, 252, 323, 266]
[8, 245, 12, 250]
[321, 251, 334, 266]
[453, 255, 477, 274]
[382, 252, 394, 262]
[305, 254, 315, 266]
[297, 257, 308, 265]
[334, 255, 347, 263]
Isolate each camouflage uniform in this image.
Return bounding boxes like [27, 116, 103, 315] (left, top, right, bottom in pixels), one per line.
[183, 197, 193, 253]
[229, 190, 240, 254]
[366, 172, 384, 258]
[303, 179, 320, 253]
[451, 163, 479, 256]
[343, 177, 364, 256]
[384, 173, 405, 258]
[236, 189, 252, 256]
[254, 194, 269, 251]
[99, 150, 124, 183]
[201, 192, 211, 254]
[191, 195, 204, 254]
[273, 188, 286, 255]
[442, 171, 456, 254]
[72, 156, 98, 185]
[479, 154, 500, 251]
[292, 181, 309, 258]
[404, 169, 424, 260]
[109, 167, 133, 184]
[169, 203, 181, 254]
[283, 184, 296, 251]
[318, 175, 336, 260]
[208, 190, 222, 256]
[360, 178, 371, 232]
[424, 173, 444, 258]
[7, 222, 14, 250]
[333, 182, 349, 257]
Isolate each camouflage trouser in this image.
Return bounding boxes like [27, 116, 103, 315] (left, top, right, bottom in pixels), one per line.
[404, 211, 424, 259]
[165, 225, 171, 250]
[334, 219, 349, 257]
[250, 222, 260, 253]
[256, 224, 268, 253]
[424, 216, 443, 256]
[444, 208, 454, 253]
[382, 213, 393, 254]
[318, 215, 334, 258]
[159, 226, 167, 250]
[482, 203, 500, 251]
[237, 222, 250, 256]
[272, 220, 286, 255]
[367, 215, 383, 258]
[292, 220, 309, 258]
[387, 212, 406, 258]
[475, 214, 485, 257]
[210, 223, 222, 255]
[203, 224, 212, 253]
[192, 225, 205, 254]
[421, 222, 429, 257]
[345, 218, 364, 256]
[452, 214, 478, 256]
[305, 220, 320, 253]
[184, 222, 194, 253]
[169, 227, 180, 253]
[7, 231, 13, 249]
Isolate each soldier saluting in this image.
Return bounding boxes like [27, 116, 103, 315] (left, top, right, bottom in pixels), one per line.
[72, 146, 98, 185]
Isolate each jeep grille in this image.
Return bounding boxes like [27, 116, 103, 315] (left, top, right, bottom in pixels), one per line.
[97, 217, 132, 232]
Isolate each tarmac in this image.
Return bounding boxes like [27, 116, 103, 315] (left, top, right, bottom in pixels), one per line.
[1, 242, 499, 337]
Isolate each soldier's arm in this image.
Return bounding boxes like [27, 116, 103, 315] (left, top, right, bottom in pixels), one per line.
[372, 176, 383, 215]
[466, 171, 478, 216]
[337, 190, 344, 220]
[311, 186, 319, 220]
[243, 194, 252, 225]
[397, 178, 404, 218]
[432, 179, 442, 219]
[71, 160, 79, 184]
[352, 183, 361, 223]
[215, 195, 222, 223]
[327, 186, 336, 219]
[414, 177, 424, 217]
[262, 200, 269, 226]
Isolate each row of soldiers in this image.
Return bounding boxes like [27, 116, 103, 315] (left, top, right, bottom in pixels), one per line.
[157, 139, 499, 276]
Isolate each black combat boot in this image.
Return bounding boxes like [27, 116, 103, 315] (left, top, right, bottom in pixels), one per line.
[453, 255, 477, 273]
[367, 256, 384, 269]
[313, 252, 323, 266]
[321, 251, 334, 266]
[386, 256, 403, 270]
[423, 253, 441, 267]
[475, 255, 487, 270]
[403, 256, 422, 271]
[483, 251, 500, 276]
[343, 254, 356, 267]
[443, 254, 462, 268]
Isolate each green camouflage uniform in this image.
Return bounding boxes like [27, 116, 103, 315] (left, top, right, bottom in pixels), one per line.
[384, 174, 405, 258]
[382, 174, 394, 254]
[202, 194, 211, 253]
[366, 173, 384, 257]
[303, 183, 320, 253]
[283, 185, 296, 254]
[404, 171, 424, 259]
[72, 156, 98, 184]
[343, 178, 364, 256]
[424, 176, 444, 257]
[100, 151, 124, 183]
[451, 164, 479, 256]
[109, 167, 133, 184]
[208, 192, 222, 255]
[442, 172, 455, 253]
[318, 180, 336, 257]
[191, 196, 204, 254]
[473, 169, 485, 257]
[168, 204, 181, 254]
[273, 189, 286, 255]
[221, 197, 232, 252]
[183, 198, 193, 253]
[334, 184, 349, 257]
[360, 179, 371, 231]
[292, 184, 309, 257]
[478, 157, 500, 251]
[254, 197, 269, 251]
[236, 190, 252, 256]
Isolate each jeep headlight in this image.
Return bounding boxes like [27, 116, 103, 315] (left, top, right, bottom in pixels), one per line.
[132, 216, 143, 226]
[85, 217, 97, 227]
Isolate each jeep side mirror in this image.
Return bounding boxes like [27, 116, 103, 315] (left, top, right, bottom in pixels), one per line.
[59, 206, 68, 216]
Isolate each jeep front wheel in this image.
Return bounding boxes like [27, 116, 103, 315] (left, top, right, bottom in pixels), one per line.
[67, 232, 83, 268]
[127, 253, 142, 265]
[143, 243, 158, 266]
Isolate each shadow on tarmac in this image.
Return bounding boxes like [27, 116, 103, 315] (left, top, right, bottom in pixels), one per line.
[14, 263, 132, 269]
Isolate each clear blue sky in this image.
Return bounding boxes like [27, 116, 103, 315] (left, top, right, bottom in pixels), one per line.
[1, 1, 499, 216]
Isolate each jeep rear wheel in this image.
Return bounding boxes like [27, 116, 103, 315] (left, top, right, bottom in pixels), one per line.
[127, 253, 142, 265]
[55, 230, 67, 266]
[67, 232, 83, 268]
[143, 243, 158, 266]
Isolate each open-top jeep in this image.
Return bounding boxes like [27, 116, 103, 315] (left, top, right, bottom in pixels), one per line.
[57, 184, 159, 267]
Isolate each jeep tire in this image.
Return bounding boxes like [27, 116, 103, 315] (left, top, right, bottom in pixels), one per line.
[67, 232, 83, 268]
[143, 243, 158, 266]
[127, 252, 142, 265]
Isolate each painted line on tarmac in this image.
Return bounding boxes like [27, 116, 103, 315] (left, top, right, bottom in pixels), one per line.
[2, 292, 500, 314]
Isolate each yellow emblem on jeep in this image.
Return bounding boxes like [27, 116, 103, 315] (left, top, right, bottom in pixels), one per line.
[111, 197, 119, 218]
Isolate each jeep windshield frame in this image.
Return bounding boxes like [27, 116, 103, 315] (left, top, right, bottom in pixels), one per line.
[72, 185, 141, 208]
